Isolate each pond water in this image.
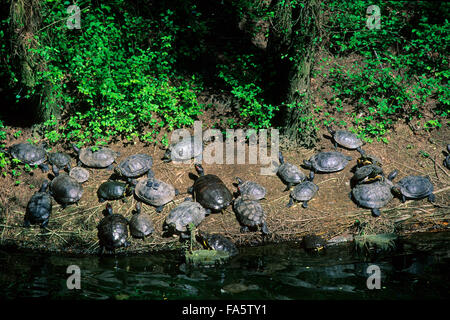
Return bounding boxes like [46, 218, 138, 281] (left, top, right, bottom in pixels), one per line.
[1, 232, 449, 300]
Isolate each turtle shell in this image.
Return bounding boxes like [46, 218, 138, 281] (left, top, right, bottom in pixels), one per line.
[395, 175, 434, 200]
[48, 152, 71, 169]
[304, 151, 352, 173]
[352, 179, 394, 209]
[135, 178, 176, 207]
[50, 174, 83, 205]
[77, 147, 119, 168]
[115, 154, 153, 178]
[233, 197, 266, 228]
[199, 232, 239, 256]
[97, 181, 128, 202]
[164, 137, 202, 162]
[291, 181, 319, 202]
[193, 174, 233, 211]
[236, 179, 266, 200]
[165, 200, 207, 233]
[129, 212, 154, 238]
[69, 167, 90, 183]
[278, 161, 306, 185]
[9, 143, 47, 166]
[24, 181, 52, 228]
[97, 213, 129, 250]
[332, 130, 363, 149]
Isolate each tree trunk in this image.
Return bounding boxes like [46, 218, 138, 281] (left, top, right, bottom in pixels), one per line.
[267, 0, 320, 148]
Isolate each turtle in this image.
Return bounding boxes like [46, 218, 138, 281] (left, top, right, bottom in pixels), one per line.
[351, 164, 384, 185]
[69, 166, 90, 183]
[277, 151, 306, 191]
[97, 180, 132, 203]
[24, 180, 52, 228]
[302, 234, 326, 252]
[163, 197, 208, 239]
[97, 203, 129, 252]
[72, 144, 120, 169]
[197, 231, 239, 256]
[303, 151, 352, 173]
[444, 145, 450, 170]
[188, 164, 233, 212]
[47, 152, 71, 172]
[133, 171, 178, 213]
[287, 172, 319, 208]
[327, 126, 364, 151]
[356, 148, 382, 167]
[233, 196, 269, 235]
[129, 202, 154, 239]
[162, 136, 203, 162]
[5, 143, 49, 172]
[351, 170, 398, 217]
[235, 177, 266, 200]
[114, 154, 153, 179]
[392, 175, 435, 203]
[49, 166, 83, 208]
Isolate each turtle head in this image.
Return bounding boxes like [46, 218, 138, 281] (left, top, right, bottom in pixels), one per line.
[235, 177, 243, 185]
[196, 231, 211, 249]
[40, 180, 49, 192]
[308, 171, 315, 181]
[134, 202, 142, 215]
[326, 126, 335, 135]
[113, 166, 122, 176]
[278, 151, 284, 164]
[447, 144, 450, 153]
[303, 160, 312, 169]
[72, 143, 81, 155]
[104, 203, 113, 216]
[52, 166, 60, 177]
[194, 163, 204, 176]
[387, 169, 398, 181]
[162, 149, 172, 162]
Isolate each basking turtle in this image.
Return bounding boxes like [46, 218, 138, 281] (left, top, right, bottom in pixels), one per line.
[24, 180, 52, 228]
[97, 203, 129, 252]
[114, 154, 153, 179]
[133, 171, 178, 213]
[233, 196, 269, 235]
[197, 231, 239, 256]
[162, 136, 203, 162]
[48, 152, 71, 172]
[302, 234, 326, 252]
[352, 170, 398, 217]
[129, 202, 154, 239]
[97, 180, 132, 203]
[49, 167, 83, 208]
[356, 148, 382, 167]
[188, 164, 233, 212]
[277, 151, 306, 191]
[287, 172, 319, 208]
[303, 151, 352, 173]
[352, 164, 384, 185]
[235, 177, 266, 200]
[327, 126, 364, 151]
[392, 175, 435, 203]
[69, 166, 90, 183]
[5, 143, 49, 172]
[444, 145, 450, 170]
[163, 197, 208, 239]
[72, 144, 120, 169]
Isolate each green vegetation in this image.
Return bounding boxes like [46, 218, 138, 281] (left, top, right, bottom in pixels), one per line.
[0, 0, 448, 148]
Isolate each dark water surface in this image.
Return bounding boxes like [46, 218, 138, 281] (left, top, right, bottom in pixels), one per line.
[1, 232, 449, 300]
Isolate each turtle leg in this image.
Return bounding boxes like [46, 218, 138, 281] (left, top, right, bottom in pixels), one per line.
[61, 203, 67, 210]
[155, 205, 164, 213]
[240, 225, 250, 233]
[187, 186, 194, 194]
[371, 208, 381, 217]
[286, 198, 294, 208]
[39, 163, 50, 173]
[77, 160, 82, 167]
[23, 219, 31, 228]
[302, 201, 308, 208]
[174, 189, 180, 196]
[428, 193, 436, 203]
[261, 222, 269, 235]
[401, 194, 406, 203]
[334, 141, 338, 150]
[41, 219, 49, 229]
[99, 198, 105, 203]
[283, 183, 291, 192]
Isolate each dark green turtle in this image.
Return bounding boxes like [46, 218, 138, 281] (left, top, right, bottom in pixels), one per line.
[327, 126, 364, 151]
[444, 145, 450, 170]
[277, 152, 306, 191]
[287, 172, 319, 208]
[69, 166, 90, 183]
[233, 196, 269, 235]
[97, 203, 129, 253]
[302, 234, 326, 252]
[197, 231, 239, 256]
[392, 175, 435, 203]
[114, 154, 153, 179]
[49, 167, 83, 208]
[162, 136, 203, 162]
[163, 197, 208, 239]
[188, 164, 233, 213]
[48, 152, 71, 172]
[235, 177, 266, 200]
[133, 171, 178, 213]
[351, 170, 398, 217]
[352, 164, 384, 185]
[72, 144, 120, 169]
[24, 180, 52, 228]
[303, 151, 352, 173]
[356, 148, 382, 167]
[97, 180, 132, 203]
[5, 143, 49, 172]
[129, 202, 154, 239]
